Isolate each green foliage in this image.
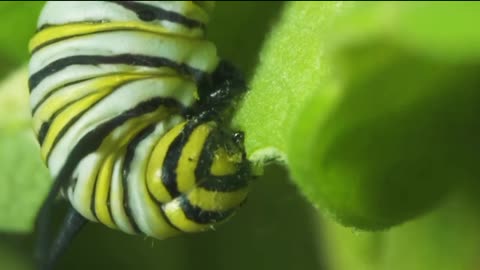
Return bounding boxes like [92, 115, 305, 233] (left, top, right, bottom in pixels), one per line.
[0, 67, 50, 232]
[234, 1, 480, 230]
[322, 194, 480, 270]
[1, 2, 480, 270]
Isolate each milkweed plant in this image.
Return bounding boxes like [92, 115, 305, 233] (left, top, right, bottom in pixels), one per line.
[1, 2, 480, 270]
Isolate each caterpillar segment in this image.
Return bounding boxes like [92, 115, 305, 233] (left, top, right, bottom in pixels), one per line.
[28, 2, 250, 270]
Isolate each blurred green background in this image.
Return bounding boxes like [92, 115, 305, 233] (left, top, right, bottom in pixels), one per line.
[1, 1, 480, 270]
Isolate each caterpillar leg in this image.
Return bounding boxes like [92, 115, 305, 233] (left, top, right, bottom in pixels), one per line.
[39, 206, 87, 270]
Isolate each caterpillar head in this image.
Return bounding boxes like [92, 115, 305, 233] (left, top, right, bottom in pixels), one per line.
[146, 120, 250, 237]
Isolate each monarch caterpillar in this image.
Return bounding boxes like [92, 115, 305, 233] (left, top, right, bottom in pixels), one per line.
[28, 1, 250, 269]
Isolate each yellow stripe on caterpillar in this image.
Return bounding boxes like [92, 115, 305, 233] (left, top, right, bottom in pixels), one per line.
[146, 122, 186, 203]
[29, 21, 204, 53]
[187, 187, 248, 212]
[176, 122, 213, 193]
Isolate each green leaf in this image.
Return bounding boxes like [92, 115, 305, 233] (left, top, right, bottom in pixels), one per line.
[322, 193, 480, 270]
[233, 1, 347, 165]
[234, 1, 480, 229]
[0, 67, 50, 232]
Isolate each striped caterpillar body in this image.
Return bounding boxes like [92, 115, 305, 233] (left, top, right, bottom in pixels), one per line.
[28, 0, 250, 249]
